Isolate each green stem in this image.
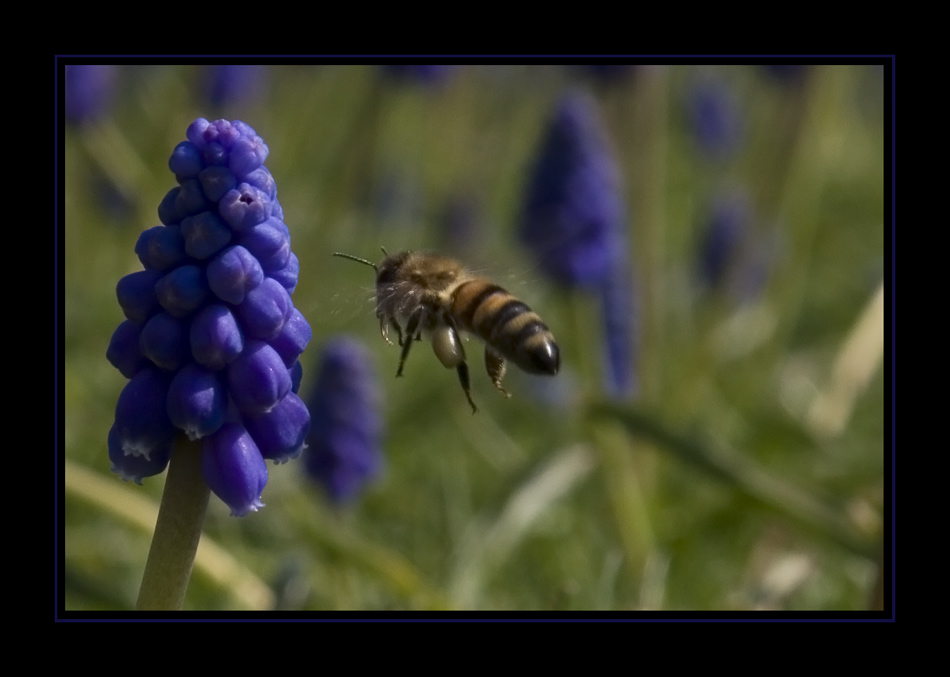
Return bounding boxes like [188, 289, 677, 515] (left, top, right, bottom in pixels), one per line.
[592, 419, 653, 581]
[136, 437, 210, 610]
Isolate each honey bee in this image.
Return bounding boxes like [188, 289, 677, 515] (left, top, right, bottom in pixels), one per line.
[333, 249, 559, 413]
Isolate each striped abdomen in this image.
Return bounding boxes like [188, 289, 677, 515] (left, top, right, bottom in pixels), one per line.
[450, 280, 559, 375]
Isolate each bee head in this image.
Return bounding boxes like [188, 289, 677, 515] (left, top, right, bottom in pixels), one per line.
[375, 250, 411, 286]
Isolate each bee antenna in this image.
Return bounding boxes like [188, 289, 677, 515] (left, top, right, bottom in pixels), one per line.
[332, 252, 378, 272]
[380, 246, 389, 257]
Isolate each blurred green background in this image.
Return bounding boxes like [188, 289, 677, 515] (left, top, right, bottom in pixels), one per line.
[62, 62, 887, 612]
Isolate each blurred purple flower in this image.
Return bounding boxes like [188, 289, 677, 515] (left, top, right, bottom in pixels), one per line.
[698, 190, 751, 291]
[578, 63, 637, 83]
[696, 189, 776, 304]
[65, 65, 116, 125]
[762, 64, 809, 85]
[520, 92, 637, 397]
[687, 76, 744, 162]
[381, 64, 456, 86]
[521, 92, 626, 289]
[207, 65, 267, 108]
[304, 337, 384, 504]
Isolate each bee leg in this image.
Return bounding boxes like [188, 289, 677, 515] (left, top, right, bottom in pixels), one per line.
[485, 347, 510, 398]
[390, 318, 404, 347]
[396, 309, 422, 377]
[379, 317, 405, 346]
[379, 316, 394, 346]
[456, 362, 478, 414]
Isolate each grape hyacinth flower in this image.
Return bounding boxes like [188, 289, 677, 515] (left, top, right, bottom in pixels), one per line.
[65, 64, 116, 125]
[698, 190, 751, 292]
[521, 92, 636, 397]
[206, 65, 267, 109]
[521, 92, 626, 289]
[303, 337, 383, 504]
[762, 64, 809, 85]
[696, 188, 776, 305]
[687, 75, 744, 163]
[380, 64, 456, 87]
[578, 63, 637, 83]
[107, 118, 311, 517]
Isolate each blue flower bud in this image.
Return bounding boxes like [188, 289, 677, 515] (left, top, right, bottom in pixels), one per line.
[231, 120, 259, 140]
[227, 340, 292, 415]
[139, 311, 191, 371]
[174, 178, 211, 219]
[289, 360, 303, 394]
[238, 217, 290, 273]
[270, 198, 284, 222]
[197, 165, 238, 203]
[113, 368, 176, 459]
[181, 211, 232, 260]
[116, 269, 162, 325]
[243, 392, 310, 463]
[201, 422, 267, 516]
[304, 337, 383, 503]
[270, 308, 312, 368]
[108, 423, 172, 484]
[186, 117, 213, 145]
[192, 119, 236, 149]
[158, 187, 182, 225]
[155, 264, 209, 317]
[229, 135, 269, 177]
[135, 225, 187, 272]
[201, 141, 228, 168]
[236, 277, 292, 341]
[207, 244, 264, 305]
[269, 251, 299, 294]
[169, 141, 203, 178]
[106, 319, 148, 378]
[242, 167, 276, 199]
[190, 304, 245, 370]
[219, 184, 273, 233]
[166, 363, 227, 440]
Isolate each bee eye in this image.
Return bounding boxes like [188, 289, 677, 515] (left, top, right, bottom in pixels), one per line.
[432, 326, 464, 368]
[376, 266, 396, 286]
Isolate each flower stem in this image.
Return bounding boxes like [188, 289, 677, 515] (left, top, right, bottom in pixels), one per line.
[136, 437, 210, 610]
